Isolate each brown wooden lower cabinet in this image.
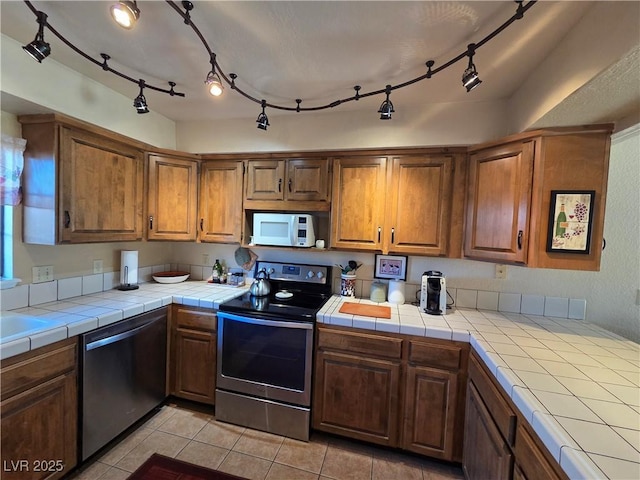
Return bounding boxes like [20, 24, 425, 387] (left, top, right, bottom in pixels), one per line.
[312, 324, 468, 461]
[463, 351, 569, 480]
[169, 305, 217, 405]
[0, 338, 78, 480]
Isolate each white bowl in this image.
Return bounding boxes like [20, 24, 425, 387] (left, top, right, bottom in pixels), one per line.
[152, 271, 190, 284]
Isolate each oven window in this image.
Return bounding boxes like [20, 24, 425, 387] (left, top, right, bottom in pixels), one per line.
[221, 319, 307, 391]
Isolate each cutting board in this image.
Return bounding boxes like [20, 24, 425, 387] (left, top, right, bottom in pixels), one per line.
[339, 302, 391, 319]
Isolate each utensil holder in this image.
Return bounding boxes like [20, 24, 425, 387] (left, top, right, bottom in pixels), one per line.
[340, 273, 356, 297]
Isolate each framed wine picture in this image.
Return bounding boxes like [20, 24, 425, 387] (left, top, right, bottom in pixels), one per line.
[546, 190, 595, 254]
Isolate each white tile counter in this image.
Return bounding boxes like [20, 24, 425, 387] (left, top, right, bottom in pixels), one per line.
[318, 295, 640, 480]
[0, 281, 248, 360]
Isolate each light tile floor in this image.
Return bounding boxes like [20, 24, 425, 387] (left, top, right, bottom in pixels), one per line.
[70, 402, 464, 480]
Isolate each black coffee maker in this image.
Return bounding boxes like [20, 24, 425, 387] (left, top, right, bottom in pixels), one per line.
[419, 270, 447, 315]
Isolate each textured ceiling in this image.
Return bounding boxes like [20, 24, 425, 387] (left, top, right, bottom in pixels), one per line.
[0, 1, 627, 124]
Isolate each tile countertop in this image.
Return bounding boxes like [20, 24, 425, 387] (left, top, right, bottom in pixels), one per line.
[318, 295, 640, 480]
[0, 281, 249, 360]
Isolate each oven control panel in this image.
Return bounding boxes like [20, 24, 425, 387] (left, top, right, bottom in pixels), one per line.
[255, 261, 329, 284]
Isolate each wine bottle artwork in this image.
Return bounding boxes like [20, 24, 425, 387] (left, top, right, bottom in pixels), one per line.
[547, 191, 595, 254]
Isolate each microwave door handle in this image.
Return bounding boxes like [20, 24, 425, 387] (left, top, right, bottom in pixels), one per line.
[290, 217, 296, 245]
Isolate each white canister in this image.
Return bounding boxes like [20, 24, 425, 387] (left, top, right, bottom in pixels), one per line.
[387, 279, 405, 304]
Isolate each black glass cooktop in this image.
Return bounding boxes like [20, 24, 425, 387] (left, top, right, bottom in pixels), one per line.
[219, 289, 331, 321]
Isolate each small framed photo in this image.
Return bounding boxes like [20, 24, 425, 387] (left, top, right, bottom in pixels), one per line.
[546, 190, 595, 254]
[374, 254, 408, 281]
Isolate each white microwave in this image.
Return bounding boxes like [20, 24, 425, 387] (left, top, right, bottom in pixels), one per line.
[252, 213, 316, 247]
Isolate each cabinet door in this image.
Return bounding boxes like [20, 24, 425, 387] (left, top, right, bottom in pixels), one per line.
[464, 141, 534, 263]
[147, 154, 198, 241]
[331, 157, 387, 250]
[386, 155, 454, 255]
[59, 127, 144, 242]
[402, 365, 458, 461]
[199, 161, 244, 243]
[515, 424, 565, 480]
[172, 328, 216, 404]
[286, 158, 330, 201]
[170, 307, 216, 405]
[462, 382, 513, 480]
[313, 350, 400, 447]
[1, 372, 77, 480]
[245, 160, 285, 200]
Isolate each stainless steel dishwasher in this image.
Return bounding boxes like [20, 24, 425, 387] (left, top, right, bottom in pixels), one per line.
[80, 307, 167, 461]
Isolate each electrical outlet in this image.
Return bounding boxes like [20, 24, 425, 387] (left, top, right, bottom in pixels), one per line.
[32, 265, 54, 283]
[203, 254, 210, 265]
[93, 259, 104, 274]
[495, 264, 507, 279]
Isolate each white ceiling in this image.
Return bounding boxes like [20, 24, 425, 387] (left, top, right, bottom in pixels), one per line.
[0, 1, 635, 125]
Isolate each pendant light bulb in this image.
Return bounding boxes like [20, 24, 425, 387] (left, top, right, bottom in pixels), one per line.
[110, 1, 140, 29]
[23, 11, 50, 63]
[205, 71, 224, 97]
[377, 85, 395, 120]
[256, 100, 269, 130]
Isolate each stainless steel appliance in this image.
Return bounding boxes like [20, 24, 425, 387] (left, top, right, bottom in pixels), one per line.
[252, 213, 316, 247]
[80, 308, 167, 460]
[420, 270, 447, 315]
[216, 261, 332, 441]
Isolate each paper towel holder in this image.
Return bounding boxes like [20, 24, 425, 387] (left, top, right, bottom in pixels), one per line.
[118, 265, 139, 291]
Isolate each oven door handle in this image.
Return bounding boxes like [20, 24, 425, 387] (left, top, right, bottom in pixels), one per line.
[218, 312, 313, 330]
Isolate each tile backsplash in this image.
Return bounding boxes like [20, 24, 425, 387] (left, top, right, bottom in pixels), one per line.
[1, 263, 587, 321]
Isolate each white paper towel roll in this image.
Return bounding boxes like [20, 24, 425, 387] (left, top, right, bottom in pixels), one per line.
[388, 280, 405, 304]
[120, 250, 139, 285]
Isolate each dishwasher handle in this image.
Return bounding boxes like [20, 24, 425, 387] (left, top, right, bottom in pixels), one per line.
[85, 321, 155, 351]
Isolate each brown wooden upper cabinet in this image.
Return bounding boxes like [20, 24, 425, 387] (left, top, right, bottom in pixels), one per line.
[20, 114, 145, 244]
[331, 153, 462, 255]
[244, 158, 330, 211]
[199, 160, 244, 243]
[147, 153, 199, 241]
[465, 126, 612, 270]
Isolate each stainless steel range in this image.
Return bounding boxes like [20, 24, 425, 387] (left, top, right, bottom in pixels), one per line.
[216, 261, 332, 441]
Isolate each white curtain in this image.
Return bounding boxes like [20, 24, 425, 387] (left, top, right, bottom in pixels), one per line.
[0, 134, 26, 206]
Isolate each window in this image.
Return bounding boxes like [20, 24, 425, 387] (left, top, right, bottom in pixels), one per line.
[1, 134, 26, 281]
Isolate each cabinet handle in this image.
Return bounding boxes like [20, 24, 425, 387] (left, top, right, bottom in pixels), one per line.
[288, 178, 292, 192]
[278, 178, 282, 192]
[377, 227, 381, 243]
[200, 219, 204, 231]
[391, 227, 395, 244]
[149, 216, 153, 230]
[602, 237, 606, 250]
[517, 230, 523, 250]
[64, 210, 71, 228]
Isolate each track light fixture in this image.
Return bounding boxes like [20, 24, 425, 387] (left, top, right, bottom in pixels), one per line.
[23, 11, 50, 63]
[205, 53, 224, 97]
[133, 80, 149, 114]
[256, 100, 269, 130]
[462, 43, 482, 92]
[378, 85, 395, 120]
[110, 1, 140, 29]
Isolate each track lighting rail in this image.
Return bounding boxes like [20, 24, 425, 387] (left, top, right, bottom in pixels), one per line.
[167, 0, 536, 112]
[23, 0, 184, 98]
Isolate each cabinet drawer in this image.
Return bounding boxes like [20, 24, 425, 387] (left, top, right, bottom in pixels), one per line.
[317, 326, 402, 360]
[1, 338, 77, 400]
[174, 306, 217, 331]
[408, 340, 463, 371]
[468, 353, 516, 445]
